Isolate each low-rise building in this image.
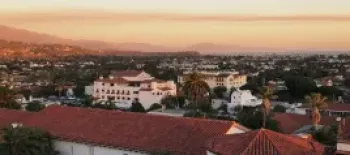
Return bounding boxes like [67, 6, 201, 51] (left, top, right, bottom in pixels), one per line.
[178, 71, 247, 89]
[229, 89, 262, 109]
[93, 70, 176, 109]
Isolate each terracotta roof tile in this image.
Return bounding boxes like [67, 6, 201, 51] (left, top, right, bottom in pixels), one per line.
[111, 70, 143, 77]
[272, 113, 336, 134]
[14, 106, 241, 154]
[95, 77, 128, 83]
[0, 108, 33, 128]
[207, 129, 325, 155]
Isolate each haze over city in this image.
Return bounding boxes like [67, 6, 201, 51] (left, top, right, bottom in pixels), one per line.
[1, 0, 350, 53]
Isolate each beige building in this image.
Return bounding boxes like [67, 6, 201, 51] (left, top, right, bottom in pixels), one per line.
[178, 71, 247, 89]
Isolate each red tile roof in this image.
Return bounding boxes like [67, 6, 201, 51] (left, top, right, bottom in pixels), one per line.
[111, 70, 144, 77]
[142, 78, 166, 83]
[272, 113, 336, 134]
[325, 104, 350, 111]
[0, 108, 33, 129]
[157, 87, 173, 91]
[8, 106, 244, 155]
[207, 129, 325, 155]
[95, 77, 128, 83]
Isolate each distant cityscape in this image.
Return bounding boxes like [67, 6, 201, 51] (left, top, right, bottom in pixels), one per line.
[1, 0, 350, 154]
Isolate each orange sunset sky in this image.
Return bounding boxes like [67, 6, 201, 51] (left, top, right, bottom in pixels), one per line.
[1, 0, 350, 51]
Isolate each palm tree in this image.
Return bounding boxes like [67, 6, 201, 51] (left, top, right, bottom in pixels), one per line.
[260, 86, 275, 128]
[182, 72, 209, 109]
[306, 93, 328, 131]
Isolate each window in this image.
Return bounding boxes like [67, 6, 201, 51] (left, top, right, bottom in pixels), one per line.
[102, 83, 105, 86]
[122, 90, 125, 95]
[95, 89, 99, 93]
[102, 89, 105, 92]
[111, 90, 115, 94]
[106, 90, 110, 94]
[133, 91, 139, 94]
[117, 97, 120, 100]
[110, 83, 114, 87]
[116, 90, 120, 94]
[122, 97, 125, 100]
[102, 96, 105, 99]
[127, 97, 130, 100]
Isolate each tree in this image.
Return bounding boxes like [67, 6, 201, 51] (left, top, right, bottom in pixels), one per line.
[272, 105, 286, 113]
[213, 86, 227, 99]
[317, 86, 343, 100]
[147, 103, 163, 112]
[81, 95, 93, 107]
[236, 107, 280, 131]
[260, 86, 275, 128]
[313, 125, 338, 146]
[344, 78, 350, 89]
[1, 125, 58, 155]
[73, 85, 86, 98]
[130, 101, 146, 113]
[183, 72, 210, 109]
[285, 76, 318, 99]
[305, 93, 328, 131]
[0, 87, 21, 110]
[25, 101, 45, 112]
[160, 96, 178, 109]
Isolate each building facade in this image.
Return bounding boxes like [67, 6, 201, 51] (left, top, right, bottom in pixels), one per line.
[93, 71, 176, 109]
[178, 71, 247, 89]
[230, 89, 262, 108]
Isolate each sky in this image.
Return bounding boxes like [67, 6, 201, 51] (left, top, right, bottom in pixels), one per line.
[1, 0, 350, 50]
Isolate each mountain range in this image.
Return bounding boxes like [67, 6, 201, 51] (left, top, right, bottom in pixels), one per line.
[0, 25, 277, 53]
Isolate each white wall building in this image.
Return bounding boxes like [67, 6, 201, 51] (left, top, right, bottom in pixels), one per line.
[229, 89, 262, 110]
[93, 70, 176, 109]
[178, 71, 247, 89]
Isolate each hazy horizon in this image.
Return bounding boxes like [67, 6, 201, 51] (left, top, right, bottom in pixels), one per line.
[1, 0, 350, 51]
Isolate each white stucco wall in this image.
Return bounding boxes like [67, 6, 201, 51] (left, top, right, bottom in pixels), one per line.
[206, 151, 217, 155]
[54, 140, 147, 155]
[225, 127, 245, 134]
[337, 143, 350, 152]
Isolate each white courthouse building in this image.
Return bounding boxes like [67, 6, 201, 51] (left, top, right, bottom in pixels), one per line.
[93, 70, 176, 109]
[178, 71, 247, 89]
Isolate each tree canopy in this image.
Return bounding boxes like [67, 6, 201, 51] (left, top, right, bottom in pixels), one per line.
[0, 125, 58, 155]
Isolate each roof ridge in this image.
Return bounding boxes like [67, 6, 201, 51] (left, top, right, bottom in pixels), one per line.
[240, 129, 264, 155]
[43, 106, 237, 125]
[263, 129, 286, 155]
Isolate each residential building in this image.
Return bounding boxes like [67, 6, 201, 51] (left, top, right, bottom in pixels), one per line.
[93, 70, 176, 109]
[0, 106, 250, 155]
[178, 71, 247, 89]
[229, 89, 262, 109]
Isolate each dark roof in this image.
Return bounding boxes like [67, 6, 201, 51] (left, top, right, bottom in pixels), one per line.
[272, 113, 336, 134]
[207, 129, 325, 155]
[5, 106, 244, 155]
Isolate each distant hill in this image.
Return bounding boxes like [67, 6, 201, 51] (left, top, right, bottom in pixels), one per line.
[0, 25, 277, 54]
[0, 25, 118, 50]
[0, 39, 200, 60]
